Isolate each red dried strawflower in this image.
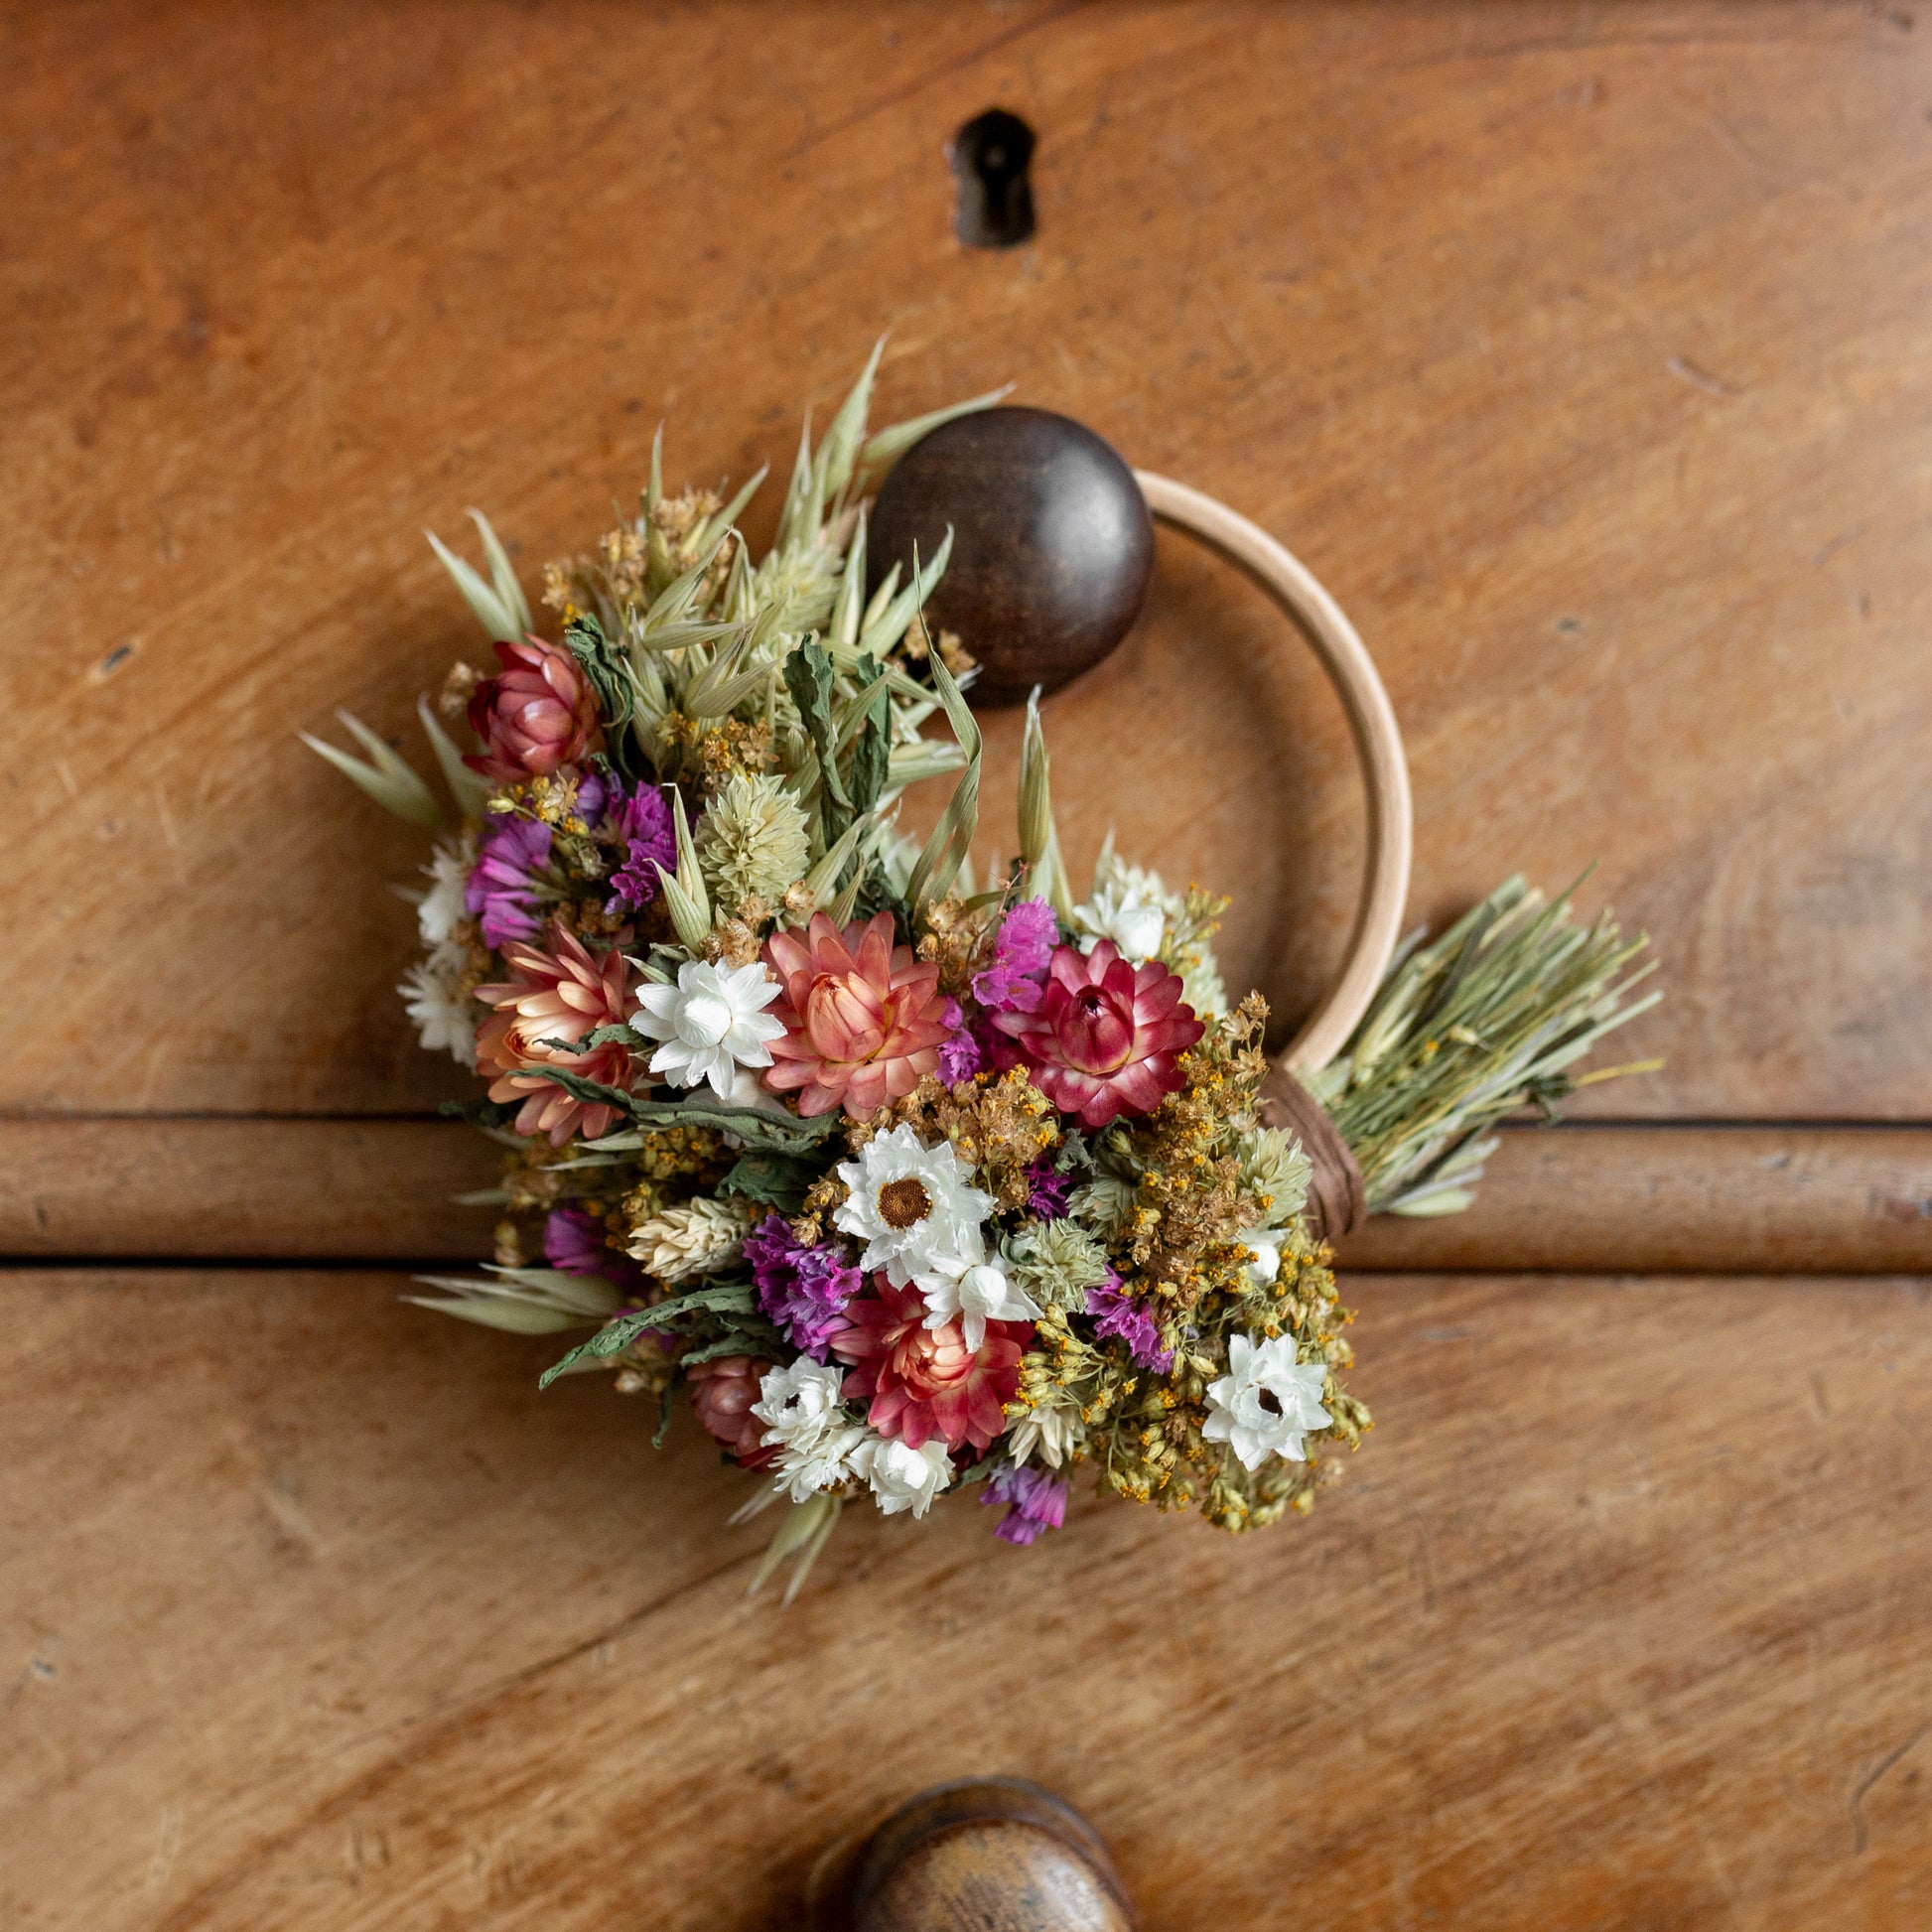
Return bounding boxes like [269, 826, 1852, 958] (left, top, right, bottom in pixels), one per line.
[464, 635, 604, 782]
[761, 910, 952, 1118]
[992, 939, 1203, 1129]
[686, 1355, 779, 1469]
[830, 1277, 1028, 1454]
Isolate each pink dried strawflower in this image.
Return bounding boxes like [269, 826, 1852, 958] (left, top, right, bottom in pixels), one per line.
[760, 911, 952, 1119]
[464, 635, 604, 782]
[992, 939, 1203, 1129]
[830, 1277, 1028, 1453]
[475, 919, 638, 1144]
[686, 1355, 779, 1469]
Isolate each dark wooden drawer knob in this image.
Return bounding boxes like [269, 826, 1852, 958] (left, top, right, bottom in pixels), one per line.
[869, 406, 1154, 707]
[845, 1777, 1137, 1931]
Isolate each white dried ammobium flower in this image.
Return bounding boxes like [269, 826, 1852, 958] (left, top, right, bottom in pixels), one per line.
[851, 1432, 953, 1517]
[624, 1196, 756, 1283]
[400, 940, 477, 1067]
[634, 958, 785, 1098]
[415, 835, 475, 947]
[1072, 850, 1175, 963]
[697, 773, 811, 906]
[916, 1251, 1042, 1351]
[1202, 1333, 1332, 1470]
[754, 1359, 867, 1502]
[1241, 1227, 1287, 1291]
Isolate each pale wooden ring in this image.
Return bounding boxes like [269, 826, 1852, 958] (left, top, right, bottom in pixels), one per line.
[1133, 472, 1414, 1074]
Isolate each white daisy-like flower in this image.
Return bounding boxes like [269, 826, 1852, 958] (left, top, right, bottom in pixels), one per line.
[399, 941, 477, 1067]
[851, 1432, 954, 1517]
[917, 1251, 1043, 1351]
[1241, 1228, 1286, 1291]
[1072, 852, 1175, 963]
[1008, 1387, 1086, 1470]
[1202, 1333, 1332, 1471]
[753, 1359, 867, 1502]
[834, 1125, 994, 1289]
[634, 958, 785, 1099]
[415, 837, 474, 948]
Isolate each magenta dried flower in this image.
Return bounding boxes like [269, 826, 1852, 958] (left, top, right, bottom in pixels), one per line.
[603, 781, 677, 913]
[1086, 1275, 1173, 1372]
[970, 897, 1059, 1015]
[937, 998, 984, 1085]
[1025, 1159, 1071, 1219]
[981, 1463, 1068, 1546]
[466, 814, 553, 948]
[543, 1206, 646, 1294]
[744, 1213, 864, 1359]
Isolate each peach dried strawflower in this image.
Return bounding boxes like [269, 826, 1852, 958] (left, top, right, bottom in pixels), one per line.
[761, 910, 951, 1119]
[475, 919, 638, 1144]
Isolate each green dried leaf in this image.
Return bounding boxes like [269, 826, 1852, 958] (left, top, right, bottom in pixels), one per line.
[519, 1064, 638, 1115]
[467, 508, 533, 635]
[629, 1095, 841, 1153]
[564, 613, 635, 758]
[903, 619, 982, 913]
[721, 1149, 818, 1213]
[415, 697, 493, 820]
[539, 1281, 759, 1388]
[302, 713, 444, 830]
[784, 639, 849, 829]
[427, 526, 522, 642]
[859, 384, 1013, 477]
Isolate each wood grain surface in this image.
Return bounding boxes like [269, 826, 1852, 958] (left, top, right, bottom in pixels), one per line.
[6, 1117, 1931, 1273]
[5, 1267, 1927, 1931]
[4, 0, 1930, 1118]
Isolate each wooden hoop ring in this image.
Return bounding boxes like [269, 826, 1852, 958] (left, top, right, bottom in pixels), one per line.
[1133, 472, 1414, 1076]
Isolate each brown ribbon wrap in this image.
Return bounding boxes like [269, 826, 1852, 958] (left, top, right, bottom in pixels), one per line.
[1258, 1061, 1366, 1244]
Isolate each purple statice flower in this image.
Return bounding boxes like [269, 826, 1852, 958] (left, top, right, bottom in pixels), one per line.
[1086, 1274, 1173, 1372]
[970, 897, 1059, 1015]
[937, 997, 984, 1085]
[602, 781, 677, 913]
[744, 1214, 864, 1360]
[1025, 1159, 1071, 1220]
[466, 813, 553, 948]
[981, 1464, 1069, 1546]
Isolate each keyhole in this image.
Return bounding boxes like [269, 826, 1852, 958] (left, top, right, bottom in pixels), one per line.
[950, 108, 1035, 248]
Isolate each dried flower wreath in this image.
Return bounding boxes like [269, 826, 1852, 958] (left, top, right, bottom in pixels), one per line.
[309, 354, 1657, 1594]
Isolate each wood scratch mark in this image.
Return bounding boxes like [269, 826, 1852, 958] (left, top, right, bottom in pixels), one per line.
[787, 0, 1090, 159]
[145, 1804, 184, 1895]
[154, 784, 190, 887]
[1850, 1720, 1929, 1853]
[1666, 353, 1736, 397]
[1811, 522, 1867, 568]
[260, 1484, 327, 1559]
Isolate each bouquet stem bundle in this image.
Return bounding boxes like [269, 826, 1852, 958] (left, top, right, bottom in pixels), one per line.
[1305, 877, 1659, 1216]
